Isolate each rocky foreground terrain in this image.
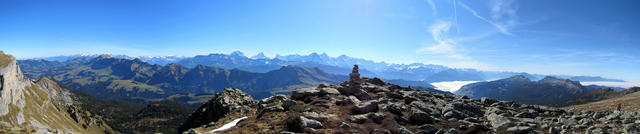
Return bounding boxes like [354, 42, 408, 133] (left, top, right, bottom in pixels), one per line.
[179, 66, 640, 134]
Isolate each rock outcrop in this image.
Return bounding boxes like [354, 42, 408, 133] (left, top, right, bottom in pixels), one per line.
[0, 51, 114, 133]
[178, 88, 255, 133]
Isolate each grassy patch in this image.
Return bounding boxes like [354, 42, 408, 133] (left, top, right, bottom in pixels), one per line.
[0, 53, 14, 68]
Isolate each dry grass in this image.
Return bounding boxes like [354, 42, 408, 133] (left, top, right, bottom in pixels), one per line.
[565, 91, 640, 112]
[0, 52, 14, 67]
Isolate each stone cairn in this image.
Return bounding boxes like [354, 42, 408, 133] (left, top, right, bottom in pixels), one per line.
[348, 64, 362, 89]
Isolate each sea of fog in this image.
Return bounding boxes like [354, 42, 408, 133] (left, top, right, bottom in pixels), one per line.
[580, 81, 640, 89]
[430, 81, 481, 93]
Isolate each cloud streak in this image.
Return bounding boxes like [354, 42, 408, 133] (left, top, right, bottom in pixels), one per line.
[457, 0, 515, 35]
[419, 20, 465, 59]
[426, 0, 437, 15]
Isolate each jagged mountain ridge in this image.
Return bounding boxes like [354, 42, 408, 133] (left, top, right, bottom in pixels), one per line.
[0, 51, 114, 133]
[24, 51, 626, 83]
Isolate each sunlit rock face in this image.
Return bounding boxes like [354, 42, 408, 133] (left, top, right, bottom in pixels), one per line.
[0, 51, 31, 117]
[0, 51, 115, 133]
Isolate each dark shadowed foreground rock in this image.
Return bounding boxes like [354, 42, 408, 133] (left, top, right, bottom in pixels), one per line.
[178, 88, 255, 133]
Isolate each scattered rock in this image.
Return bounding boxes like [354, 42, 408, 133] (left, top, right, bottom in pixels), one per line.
[398, 126, 414, 134]
[624, 124, 640, 134]
[303, 112, 329, 120]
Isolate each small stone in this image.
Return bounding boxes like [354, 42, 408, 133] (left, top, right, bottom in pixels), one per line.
[349, 114, 368, 124]
[345, 96, 361, 104]
[515, 111, 538, 118]
[280, 131, 295, 134]
[398, 126, 414, 134]
[506, 126, 533, 133]
[419, 124, 438, 133]
[447, 128, 459, 134]
[368, 112, 386, 123]
[339, 122, 351, 129]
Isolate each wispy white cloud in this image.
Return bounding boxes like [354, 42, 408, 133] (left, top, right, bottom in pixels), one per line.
[417, 20, 499, 70]
[419, 20, 463, 58]
[456, 0, 516, 35]
[489, 0, 517, 21]
[426, 0, 437, 15]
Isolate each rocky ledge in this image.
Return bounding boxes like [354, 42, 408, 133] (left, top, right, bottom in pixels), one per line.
[179, 65, 640, 134]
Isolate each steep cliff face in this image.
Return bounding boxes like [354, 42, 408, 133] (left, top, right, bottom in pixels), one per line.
[0, 51, 114, 133]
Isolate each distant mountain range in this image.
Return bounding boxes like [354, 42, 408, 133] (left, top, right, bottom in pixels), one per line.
[18, 55, 348, 104]
[26, 51, 626, 84]
[455, 75, 637, 106]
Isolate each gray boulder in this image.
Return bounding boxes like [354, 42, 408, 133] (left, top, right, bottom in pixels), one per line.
[292, 87, 320, 101]
[299, 116, 323, 129]
[625, 124, 640, 134]
[178, 88, 255, 132]
[409, 108, 435, 124]
[319, 87, 340, 96]
[353, 100, 379, 114]
[398, 126, 414, 134]
[419, 124, 438, 134]
[486, 113, 514, 129]
[480, 97, 498, 105]
[368, 112, 386, 123]
[349, 114, 368, 124]
[345, 96, 361, 104]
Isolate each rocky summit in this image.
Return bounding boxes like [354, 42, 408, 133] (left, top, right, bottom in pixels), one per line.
[178, 88, 256, 133]
[178, 65, 640, 134]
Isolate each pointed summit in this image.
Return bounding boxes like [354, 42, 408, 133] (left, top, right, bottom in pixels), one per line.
[251, 52, 269, 59]
[97, 54, 112, 59]
[230, 51, 246, 57]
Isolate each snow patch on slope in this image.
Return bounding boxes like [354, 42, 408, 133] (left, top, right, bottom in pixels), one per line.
[208, 116, 248, 133]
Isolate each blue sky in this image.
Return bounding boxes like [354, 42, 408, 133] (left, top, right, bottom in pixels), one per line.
[1, 0, 639, 81]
